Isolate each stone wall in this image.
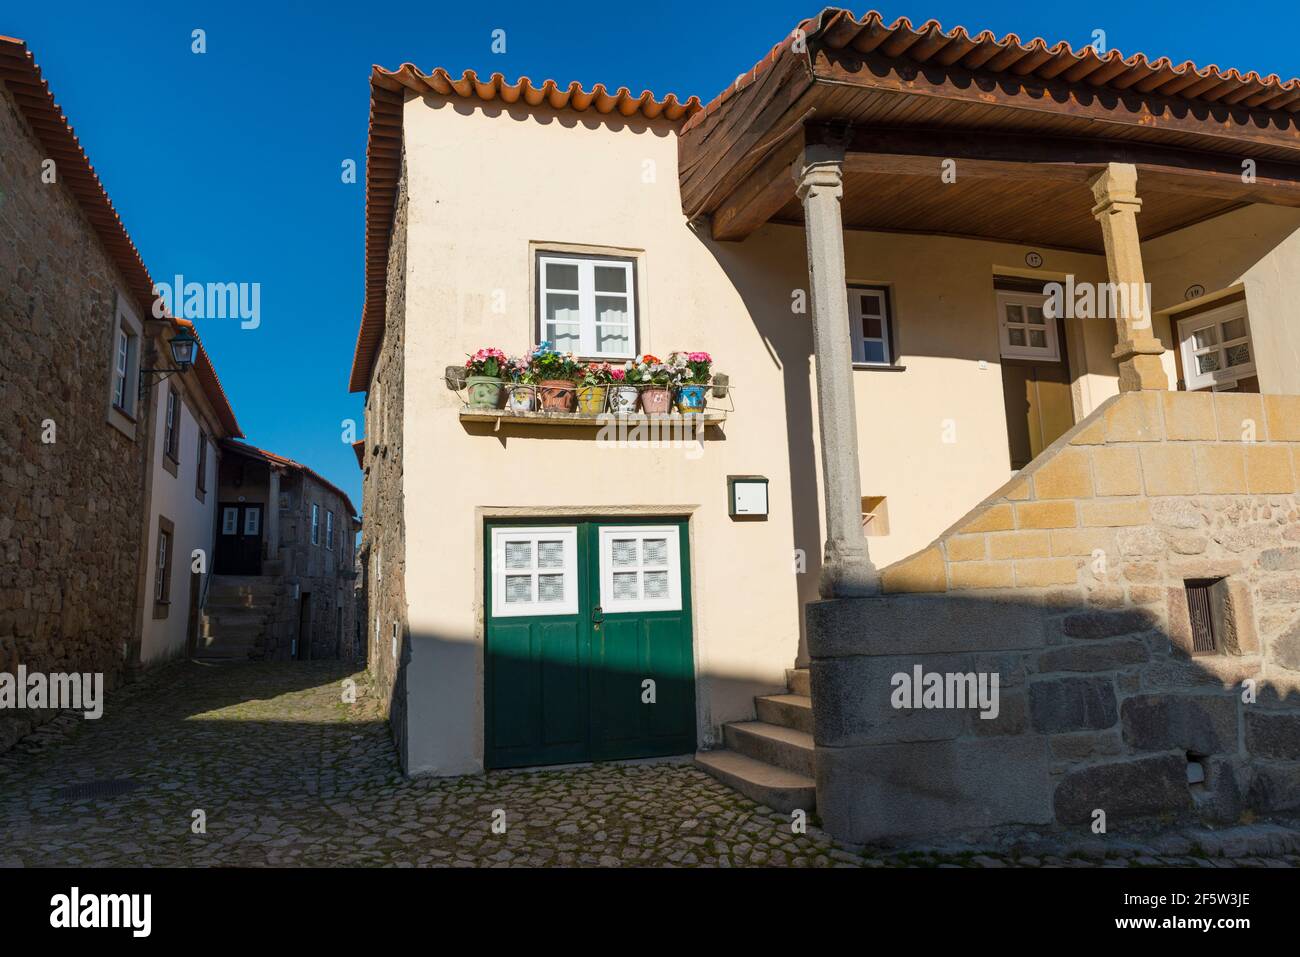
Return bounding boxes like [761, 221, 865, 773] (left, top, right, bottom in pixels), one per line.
[809, 390, 1300, 843]
[360, 155, 410, 767]
[0, 85, 149, 750]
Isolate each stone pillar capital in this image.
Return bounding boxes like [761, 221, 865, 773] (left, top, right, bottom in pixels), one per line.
[1089, 162, 1143, 218]
[793, 144, 845, 201]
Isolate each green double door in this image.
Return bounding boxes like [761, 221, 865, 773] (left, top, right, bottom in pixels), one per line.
[485, 519, 696, 769]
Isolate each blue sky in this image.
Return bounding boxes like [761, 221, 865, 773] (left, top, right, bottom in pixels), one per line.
[8, 1, 1297, 511]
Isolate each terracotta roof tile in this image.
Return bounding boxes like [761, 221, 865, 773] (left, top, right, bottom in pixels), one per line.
[0, 36, 242, 438]
[683, 8, 1300, 133]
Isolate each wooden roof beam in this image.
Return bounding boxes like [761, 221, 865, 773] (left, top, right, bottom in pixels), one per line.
[829, 126, 1300, 208]
[710, 126, 806, 241]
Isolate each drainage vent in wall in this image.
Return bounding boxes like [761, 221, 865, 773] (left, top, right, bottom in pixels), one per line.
[1184, 578, 1230, 655]
[1186, 752, 1208, 786]
[54, 778, 144, 801]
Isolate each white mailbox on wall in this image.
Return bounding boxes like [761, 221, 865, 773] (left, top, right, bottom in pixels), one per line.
[727, 475, 769, 519]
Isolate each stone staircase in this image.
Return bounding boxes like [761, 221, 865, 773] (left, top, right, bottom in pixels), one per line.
[694, 667, 816, 814]
[195, 575, 280, 660]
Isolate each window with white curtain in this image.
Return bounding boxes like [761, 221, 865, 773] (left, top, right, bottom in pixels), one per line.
[490, 527, 578, 618]
[537, 253, 636, 359]
[598, 526, 682, 613]
[1178, 302, 1255, 391]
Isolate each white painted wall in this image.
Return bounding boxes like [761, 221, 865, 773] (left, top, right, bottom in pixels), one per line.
[140, 378, 218, 664]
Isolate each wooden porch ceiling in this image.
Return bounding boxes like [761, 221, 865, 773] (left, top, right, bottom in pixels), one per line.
[681, 16, 1300, 248]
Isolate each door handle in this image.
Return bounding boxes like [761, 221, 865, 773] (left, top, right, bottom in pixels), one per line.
[591, 605, 604, 624]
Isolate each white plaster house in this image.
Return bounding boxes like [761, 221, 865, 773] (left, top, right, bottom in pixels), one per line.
[135, 318, 242, 665]
[350, 8, 1300, 828]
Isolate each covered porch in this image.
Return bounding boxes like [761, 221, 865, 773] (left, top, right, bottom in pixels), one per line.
[678, 7, 1300, 596]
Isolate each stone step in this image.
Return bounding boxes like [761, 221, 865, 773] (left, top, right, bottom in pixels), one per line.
[203, 611, 269, 627]
[754, 694, 813, 734]
[724, 721, 815, 777]
[786, 668, 810, 697]
[200, 621, 263, 642]
[694, 750, 816, 815]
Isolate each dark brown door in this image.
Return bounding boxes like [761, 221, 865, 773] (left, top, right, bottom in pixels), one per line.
[185, 572, 202, 656]
[215, 503, 263, 575]
[1002, 362, 1074, 469]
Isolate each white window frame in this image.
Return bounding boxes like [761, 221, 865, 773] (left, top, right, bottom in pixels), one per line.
[311, 504, 320, 545]
[997, 290, 1060, 362]
[107, 293, 144, 433]
[848, 285, 893, 366]
[113, 328, 132, 411]
[163, 388, 179, 460]
[490, 526, 579, 618]
[326, 510, 335, 551]
[598, 525, 682, 614]
[155, 529, 170, 601]
[221, 507, 238, 535]
[536, 253, 636, 360]
[243, 506, 261, 536]
[1177, 302, 1256, 391]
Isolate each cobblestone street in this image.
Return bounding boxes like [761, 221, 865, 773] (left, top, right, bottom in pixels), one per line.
[0, 662, 1296, 868]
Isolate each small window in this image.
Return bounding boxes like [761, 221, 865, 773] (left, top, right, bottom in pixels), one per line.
[849, 286, 894, 365]
[155, 528, 172, 602]
[164, 388, 179, 461]
[490, 527, 579, 618]
[598, 526, 682, 614]
[326, 510, 335, 551]
[311, 504, 320, 545]
[113, 328, 136, 413]
[536, 253, 636, 359]
[997, 290, 1059, 361]
[221, 507, 238, 535]
[1178, 303, 1255, 391]
[196, 431, 208, 493]
[243, 507, 260, 536]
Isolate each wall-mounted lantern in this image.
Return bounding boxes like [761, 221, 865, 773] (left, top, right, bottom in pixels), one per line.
[139, 328, 198, 396]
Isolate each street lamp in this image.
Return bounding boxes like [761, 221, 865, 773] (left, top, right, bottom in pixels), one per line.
[139, 328, 199, 395]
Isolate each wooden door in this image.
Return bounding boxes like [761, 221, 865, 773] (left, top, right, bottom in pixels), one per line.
[484, 520, 696, 769]
[215, 503, 263, 575]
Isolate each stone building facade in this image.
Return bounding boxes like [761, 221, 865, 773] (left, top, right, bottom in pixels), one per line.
[812, 390, 1300, 842]
[211, 442, 361, 661]
[0, 49, 149, 747]
[358, 151, 411, 765]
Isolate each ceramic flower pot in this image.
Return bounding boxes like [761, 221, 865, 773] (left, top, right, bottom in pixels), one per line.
[675, 384, 707, 413]
[576, 385, 608, 415]
[640, 386, 671, 414]
[465, 375, 504, 410]
[505, 384, 535, 412]
[537, 379, 577, 412]
[608, 385, 639, 414]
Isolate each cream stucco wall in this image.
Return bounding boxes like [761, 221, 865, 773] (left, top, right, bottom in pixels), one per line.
[391, 95, 1141, 775]
[140, 376, 218, 664]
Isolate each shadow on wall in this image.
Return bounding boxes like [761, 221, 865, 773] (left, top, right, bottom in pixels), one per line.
[806, 568, 1300, 846]
[378, 616, 801, 777]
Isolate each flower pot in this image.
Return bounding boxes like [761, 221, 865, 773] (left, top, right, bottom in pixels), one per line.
[608, 385, 639, 414]
[639, 386, 671, 414]
[576, 384, 608, 415]
[537, 379, 577, 413]
[465, 375, 504, 410]
[675, 384, 708, 413]
[505, 384, 535, 412]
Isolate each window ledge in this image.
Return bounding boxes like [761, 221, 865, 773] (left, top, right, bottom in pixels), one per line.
[460, 408, 727, 430]
[853, 363, 907, 372]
